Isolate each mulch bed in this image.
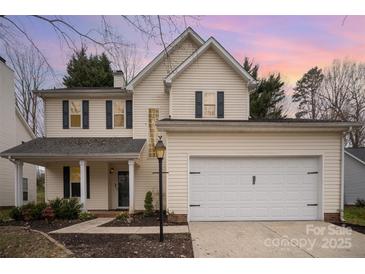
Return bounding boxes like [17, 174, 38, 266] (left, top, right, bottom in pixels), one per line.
[51, 233, 194, 258]
[332, 222, 365, 235]
[101, 213, 187, 227]
[0, 219, 84, 233]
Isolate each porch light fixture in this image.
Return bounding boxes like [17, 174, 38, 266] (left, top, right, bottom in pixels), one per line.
[155, 136, 166, 242]
[109, 168, 115, 174]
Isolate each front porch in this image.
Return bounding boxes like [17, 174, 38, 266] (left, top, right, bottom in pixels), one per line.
[0, 137, 146, 213]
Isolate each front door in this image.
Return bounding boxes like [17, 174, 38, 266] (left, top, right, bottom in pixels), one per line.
[118, 171, 129, 208]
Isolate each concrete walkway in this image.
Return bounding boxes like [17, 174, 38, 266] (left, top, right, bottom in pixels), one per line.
[50, 218, 189, 234]
[190, 221, 365, 258]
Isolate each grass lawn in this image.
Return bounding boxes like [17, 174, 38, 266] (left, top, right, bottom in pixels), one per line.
[0, 226, 70, 257]
[344, 206, 365, 226]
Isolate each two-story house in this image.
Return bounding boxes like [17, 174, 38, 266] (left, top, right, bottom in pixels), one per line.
[1, 28, 359, 222]
[0, 57, 36, 207]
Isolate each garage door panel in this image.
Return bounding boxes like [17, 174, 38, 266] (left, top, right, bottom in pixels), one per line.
[189, 156, 320, 221]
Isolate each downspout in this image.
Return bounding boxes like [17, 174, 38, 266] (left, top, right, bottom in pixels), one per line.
[340, 131, 346, 222]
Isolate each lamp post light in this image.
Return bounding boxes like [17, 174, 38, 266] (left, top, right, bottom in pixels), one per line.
[155, 136, 166, 242]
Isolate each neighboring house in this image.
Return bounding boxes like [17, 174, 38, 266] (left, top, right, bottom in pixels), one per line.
[0, 28, 359, 222]
[344, 148, 365, 205]
[0, 57, 37, 207]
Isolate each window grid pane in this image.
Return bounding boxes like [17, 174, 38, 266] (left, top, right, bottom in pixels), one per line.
[70, 100, 81, 127]
[113, 100, 125, 127]
[114, 114, 124, 127]
[204, 92, 216, 117]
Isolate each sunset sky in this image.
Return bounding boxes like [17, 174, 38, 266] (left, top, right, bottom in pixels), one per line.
[2, 15, 365, 92]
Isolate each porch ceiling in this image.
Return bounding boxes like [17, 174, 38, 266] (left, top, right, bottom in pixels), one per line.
[0, 137, 146, 165]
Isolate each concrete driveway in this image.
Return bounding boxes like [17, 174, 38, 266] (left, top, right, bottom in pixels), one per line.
[189, 221, 365, 258]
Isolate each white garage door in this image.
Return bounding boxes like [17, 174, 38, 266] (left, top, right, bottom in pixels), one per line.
[189, 157, 320, 221]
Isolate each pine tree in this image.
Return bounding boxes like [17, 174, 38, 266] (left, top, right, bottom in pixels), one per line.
[292, 67, 324, 119]
[243, 57, 286, 119]
[63, 46, 114, 88]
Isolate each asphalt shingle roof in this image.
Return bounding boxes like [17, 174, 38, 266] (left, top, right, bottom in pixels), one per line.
[0, 137, 146, 157]
[345, 148, 365, 163]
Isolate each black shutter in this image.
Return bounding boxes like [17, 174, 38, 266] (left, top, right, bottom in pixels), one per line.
[126, 100, 133, 129]
[62, 100, 69, 129]
[195, 91, 202, 118]
[87, 166, 90, 199]
[63, 166, 70, 198]
[82, 100, 89, 129]
[217, 91, 224, 118]
[106, 100, 113, 129]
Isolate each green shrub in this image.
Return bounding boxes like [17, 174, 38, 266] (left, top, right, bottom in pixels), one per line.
[42, 206, 55, 222]
[0, 209, 12, 223]
[20, 203, 35, 221]
[49, 198, 82, 219]
[79, 211, 96, 221]
[32, 202, 47, 220]
[60, 198, 82, 219]
[9, 207, 22, 221]
[144, 191, 154, 217]
[355, 199, 365, 207]
[116, 211, 129, 221]
[49, 197, 63, 218]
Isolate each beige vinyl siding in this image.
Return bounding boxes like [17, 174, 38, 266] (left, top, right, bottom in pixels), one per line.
[45, 98, 133, 137]
[45, 162, 109, 210]
[0, 62, 36, 206]
[166, 131, 342, 215]
[0, 63, 16, 206]
[132, 38, 200, 210]
[170, 48, 249, 120]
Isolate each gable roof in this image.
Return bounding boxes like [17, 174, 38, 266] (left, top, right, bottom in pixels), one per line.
[126, 27, 205, 91]
[164, 37, 257, 90]
[345, 148, 365, 166]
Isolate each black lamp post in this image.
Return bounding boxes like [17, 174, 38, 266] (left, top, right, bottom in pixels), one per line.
[155, 136, 166, 242]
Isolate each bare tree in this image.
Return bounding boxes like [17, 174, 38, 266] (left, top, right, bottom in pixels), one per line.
[0, 15, 199, 133]
[318, 59, 365, 147]
[5, 44, 48, 136]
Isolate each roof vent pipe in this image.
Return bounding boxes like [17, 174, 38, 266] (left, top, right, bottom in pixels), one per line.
[113, 70, 125, 89]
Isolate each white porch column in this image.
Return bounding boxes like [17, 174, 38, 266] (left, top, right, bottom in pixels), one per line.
[14, 161, 23, 207]
[80, 160, 87, 211]
[128, 160, 135, 214]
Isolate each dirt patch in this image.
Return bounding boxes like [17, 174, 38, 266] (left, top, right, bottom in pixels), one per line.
[0, 219, 84, 233]
[0, 226, 70, 258]
[101, 213, 187, 227]
[333, 222, 365, 235]
[51, 233, 193, 258]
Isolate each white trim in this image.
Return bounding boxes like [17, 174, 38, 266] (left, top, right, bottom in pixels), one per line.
[128, 160, 135, 214]
[69, 99, 82, 129]
[79, 160, 87, 211]
[126, 27, 204, 91]
[187, 154, 324, 222]
[344, 150, 365, 166]
[164, 37, 257, 88]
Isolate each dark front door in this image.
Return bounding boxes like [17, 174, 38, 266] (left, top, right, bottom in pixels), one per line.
[118, 171, 129, 207]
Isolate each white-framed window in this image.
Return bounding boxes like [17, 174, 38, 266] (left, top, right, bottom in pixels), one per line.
[113, 100, 125, 128]
[70, 166, 81, 197]
[203, 92, 217, 118]
[22, 178, 28, 201]
[70, 100, 82, 128]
